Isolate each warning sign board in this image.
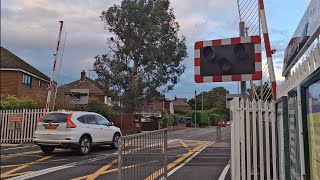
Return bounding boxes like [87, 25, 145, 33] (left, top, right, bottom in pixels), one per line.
[15, 122, 22, 130]
[9, 114, 23, 122]
[8, 122, 15, 130]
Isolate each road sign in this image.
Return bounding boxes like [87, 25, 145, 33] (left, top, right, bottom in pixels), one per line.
[9, 114, 23, 122]
[15, 122, 22, 130]
[8, 122, 15, 130]
[194, 35, 262, 83]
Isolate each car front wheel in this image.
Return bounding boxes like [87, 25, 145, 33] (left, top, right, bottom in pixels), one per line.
[78, 136, 91, 155]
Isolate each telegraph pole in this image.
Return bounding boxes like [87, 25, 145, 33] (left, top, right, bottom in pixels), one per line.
[201, 93, 204, 111]
[194, 90, 197, 128]
[239, 21, 246, 97]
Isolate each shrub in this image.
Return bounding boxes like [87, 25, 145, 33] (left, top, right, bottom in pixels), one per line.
[0, 95, 40, 110]
[191, 111, 210, 127]
[162, 115, 175, 126]
[76, 99, 114, 118]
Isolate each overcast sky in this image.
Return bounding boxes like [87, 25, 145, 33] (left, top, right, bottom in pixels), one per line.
[1, 0, 310, 99]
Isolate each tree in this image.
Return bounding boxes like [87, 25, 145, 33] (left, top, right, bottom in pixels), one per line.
[94, 0, 188, 112]
[187, 87, 230, 122]
[188, 87, 229, 110]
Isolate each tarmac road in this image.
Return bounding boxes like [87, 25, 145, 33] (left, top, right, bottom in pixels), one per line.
[0, 126, 231, 180]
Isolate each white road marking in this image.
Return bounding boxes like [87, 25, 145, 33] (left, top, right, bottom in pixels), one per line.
[165, 141, 215, 178]
[7, 153, 117, 180]
[1, 145, 37, 151]
[218, 160, 231, 180]
[186, 130, 216, 138]
[7, 165, 74, 180]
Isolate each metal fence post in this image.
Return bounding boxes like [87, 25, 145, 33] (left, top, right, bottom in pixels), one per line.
[164, 129, 168, 179]
[118, 138, 123, 180]
[216, 126, 221, 141]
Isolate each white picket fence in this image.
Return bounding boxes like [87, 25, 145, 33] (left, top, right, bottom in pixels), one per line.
[230, 97, 278, 180]
[277, 42, 320, 97]
[0, 109, 46, 143]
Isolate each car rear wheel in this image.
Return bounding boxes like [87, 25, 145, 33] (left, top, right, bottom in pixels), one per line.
[40, 146, 55, 155]
[111, 133, 121, 149]
[78, 136, 91, 155]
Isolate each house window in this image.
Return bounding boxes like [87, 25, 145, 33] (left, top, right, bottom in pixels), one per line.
[38, 80, 42, 87]
[22, 74, 32, 88]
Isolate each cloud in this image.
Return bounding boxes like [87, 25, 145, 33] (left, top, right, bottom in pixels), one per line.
[0, 0, 305, 99]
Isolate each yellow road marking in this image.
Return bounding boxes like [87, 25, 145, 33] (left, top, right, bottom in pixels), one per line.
[86, 159, 117, 180]
[0, 156, 51, 178]
[179, 140, 188, 148]
[144, 143, 209, 180]
[72, 160, 158, 180]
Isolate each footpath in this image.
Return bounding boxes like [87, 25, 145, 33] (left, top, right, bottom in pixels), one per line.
[167, 127, 231, 180]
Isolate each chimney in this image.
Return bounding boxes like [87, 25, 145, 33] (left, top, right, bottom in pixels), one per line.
[81, 70, 86, 81]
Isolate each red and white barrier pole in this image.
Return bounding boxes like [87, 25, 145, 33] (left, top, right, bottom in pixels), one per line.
[258, 0, 277, 100]
[45, 21, 64, 112]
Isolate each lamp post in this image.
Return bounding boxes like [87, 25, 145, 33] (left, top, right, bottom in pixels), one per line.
[195, 90, 197, 128]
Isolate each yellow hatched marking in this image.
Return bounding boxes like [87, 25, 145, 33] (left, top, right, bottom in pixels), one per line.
[72, 160, 158, 180]
[0, 156, 51, 178]
[179, 140, 188, 148]
[144, 143, 209, 180]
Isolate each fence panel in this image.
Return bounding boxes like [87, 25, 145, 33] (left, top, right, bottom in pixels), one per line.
[0, 109, 45, 143]
[118, 129, 167, 180]
[230, 98, 278, 180]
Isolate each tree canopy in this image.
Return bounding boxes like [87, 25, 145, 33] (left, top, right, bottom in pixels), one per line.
[188, 87, 230, 121]
[94, 0, 187, 112]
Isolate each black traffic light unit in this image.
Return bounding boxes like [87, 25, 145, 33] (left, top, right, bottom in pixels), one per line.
[194, 35, 262, 83]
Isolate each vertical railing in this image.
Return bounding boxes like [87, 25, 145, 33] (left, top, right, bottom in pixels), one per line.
[0, 109, 69, 143]
[230, 97, 278, 180]
[118, 129, 167, 180]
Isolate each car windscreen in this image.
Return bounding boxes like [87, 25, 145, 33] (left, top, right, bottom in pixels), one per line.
[41, 113, 69, 123]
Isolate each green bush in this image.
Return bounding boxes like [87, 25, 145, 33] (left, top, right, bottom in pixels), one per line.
[191, 111, 210, 127]
[0, 96, 40, 110]
[162, 115, 175, 126]
[76, 99, 114, 118]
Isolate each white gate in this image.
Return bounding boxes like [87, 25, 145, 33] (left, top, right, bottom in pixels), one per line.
[230, 97, 278, 180]
[0, 109, 45, 143]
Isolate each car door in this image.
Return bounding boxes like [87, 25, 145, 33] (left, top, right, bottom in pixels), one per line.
[95, 115, 114, 142]
[84, 114, 104, 143]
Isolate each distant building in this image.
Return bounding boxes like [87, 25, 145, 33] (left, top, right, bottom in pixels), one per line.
[142, 98, 174, 114]
[172, 97, 192, 112]
[56, 70, 117, 109]
[0, 46, 50, 102]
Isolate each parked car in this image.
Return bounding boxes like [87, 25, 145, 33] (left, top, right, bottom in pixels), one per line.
[217, 121, 226, 127]
[34, 111, 122, 155]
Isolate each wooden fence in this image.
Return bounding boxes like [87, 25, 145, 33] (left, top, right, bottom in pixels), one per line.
[230, 98, 278, 180]
[0, 109, 45, 144]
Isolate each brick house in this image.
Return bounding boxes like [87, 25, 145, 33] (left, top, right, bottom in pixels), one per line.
[172, 97, 192, 112]
[143, 98, 174, 114]
[0, 46, 50, 102]
[55, 70, 115, 109]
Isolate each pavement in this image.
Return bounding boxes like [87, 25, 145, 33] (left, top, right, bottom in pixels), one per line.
[0, 126, 231, 180]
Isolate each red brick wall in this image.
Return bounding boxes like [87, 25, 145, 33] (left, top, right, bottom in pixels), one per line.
[0, 71, 19, 97]
[0, 71, 48, 105]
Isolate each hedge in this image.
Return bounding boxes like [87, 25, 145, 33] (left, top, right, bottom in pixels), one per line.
[0, 95, 41, 110]
[75, 99, 114, 118]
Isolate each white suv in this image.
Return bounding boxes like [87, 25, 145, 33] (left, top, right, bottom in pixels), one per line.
[34, 111, 122, 155]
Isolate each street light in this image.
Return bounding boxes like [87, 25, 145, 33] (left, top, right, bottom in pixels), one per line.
[194, 90, 197, 128]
